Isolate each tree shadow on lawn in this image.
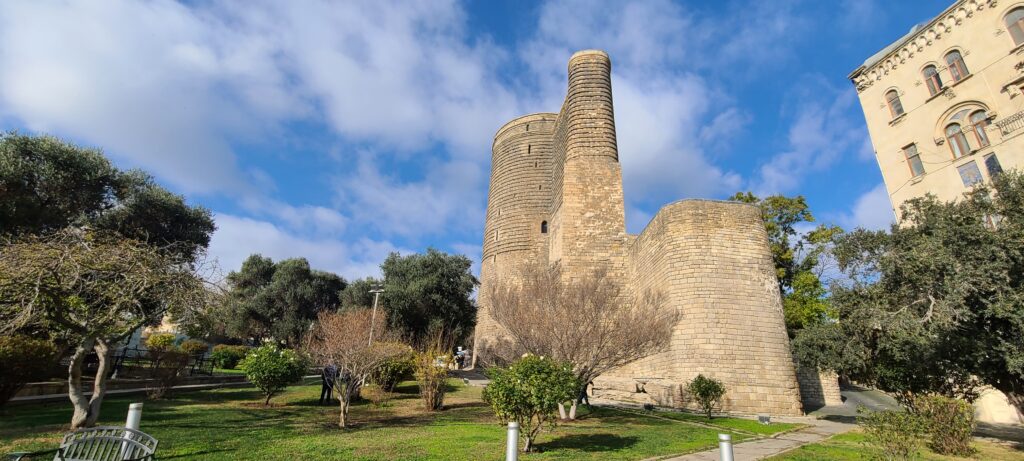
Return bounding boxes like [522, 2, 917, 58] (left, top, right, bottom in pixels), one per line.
[536, 433, 640, 453]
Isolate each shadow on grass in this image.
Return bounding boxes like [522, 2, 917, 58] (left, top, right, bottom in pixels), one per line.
[537, 433, 640, 452]
[818, 414, 858, 425]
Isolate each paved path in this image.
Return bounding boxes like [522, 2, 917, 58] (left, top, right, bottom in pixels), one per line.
[662, 417, 855, 461]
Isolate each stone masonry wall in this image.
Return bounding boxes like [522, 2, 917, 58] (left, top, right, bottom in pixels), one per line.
[474, 50, 807, 415]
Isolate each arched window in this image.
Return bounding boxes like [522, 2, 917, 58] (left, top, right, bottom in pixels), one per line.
[1005, 7, 1024, 45]
[924, 65, 943, 96]
[946, 123, 970, 158]
[886, 90, 905, 118]
[540, 221, 548, 233]
[945, 51, 969, 82]
[970, 110, 991, 148]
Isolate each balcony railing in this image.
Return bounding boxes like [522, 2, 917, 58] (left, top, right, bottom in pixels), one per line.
[996, 110, 1024, 136]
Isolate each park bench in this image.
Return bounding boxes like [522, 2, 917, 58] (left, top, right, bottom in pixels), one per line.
[7, 427, 158, 461]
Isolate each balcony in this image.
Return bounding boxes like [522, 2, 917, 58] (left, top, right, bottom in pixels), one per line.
[996, 110, 1024, 137]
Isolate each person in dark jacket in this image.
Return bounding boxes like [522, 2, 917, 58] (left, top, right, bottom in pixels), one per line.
[320, 364, 338, 405]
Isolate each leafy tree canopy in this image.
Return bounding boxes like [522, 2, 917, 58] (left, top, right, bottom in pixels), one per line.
[730, 191, 841, 335]
[219, 254, 346, 346]
[340, 277, 383, 310]
[0, 132, 215, 261]
[380, 249, 478, 346]
[793, 171, 1024, 416]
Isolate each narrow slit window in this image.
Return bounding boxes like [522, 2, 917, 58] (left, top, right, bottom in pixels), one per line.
[541, 221, 548, 234]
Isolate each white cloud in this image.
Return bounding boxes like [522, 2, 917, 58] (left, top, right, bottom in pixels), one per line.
[209, 213, 405, 281]
[753, 77, 867, 195]
[836, 183, 895, 231]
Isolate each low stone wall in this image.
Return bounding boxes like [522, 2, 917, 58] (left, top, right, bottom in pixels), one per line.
[15, 374, 247, 398]
[795, 366, 843, 411]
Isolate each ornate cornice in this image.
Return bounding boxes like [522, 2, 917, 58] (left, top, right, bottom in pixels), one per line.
[850, 0, 998, 93]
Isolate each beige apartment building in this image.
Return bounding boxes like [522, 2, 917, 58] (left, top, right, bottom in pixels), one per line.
[850, 0, 1023, 424]
[850, 0, 1024, 220]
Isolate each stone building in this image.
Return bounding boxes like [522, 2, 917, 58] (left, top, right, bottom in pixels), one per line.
[472, 50, 838, 416]
[849, 0, 1023, 425]
[850, 0, 1024, 220]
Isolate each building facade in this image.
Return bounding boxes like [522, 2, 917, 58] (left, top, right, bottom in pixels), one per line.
[850, 0, 1024, 219]
[472, 50, 838, 416]
[851, 0, 1024, 424]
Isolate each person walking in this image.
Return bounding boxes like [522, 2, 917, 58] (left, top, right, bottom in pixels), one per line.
[320, 363, 338, 405]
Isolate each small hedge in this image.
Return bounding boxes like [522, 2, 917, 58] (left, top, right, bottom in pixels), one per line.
[145, 333, 176, 354]
[915, 395, 975, 456]
[373, 349, 415, 391]
[686, 374, 726, 419]
[179, 339, 208, 357]
[0, 335, 59, 406]
[240, 345, 307, 405]
[211, 345, 251, 369]
[860, 407, 927, 461]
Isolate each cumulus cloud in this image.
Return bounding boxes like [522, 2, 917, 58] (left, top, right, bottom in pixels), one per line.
[835, 183, 895, 231]
[752, 76, 867, 195]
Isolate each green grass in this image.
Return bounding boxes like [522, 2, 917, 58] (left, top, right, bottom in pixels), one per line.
[0, 379, 796, 460]
[213, 367, 247, 375]
[767, 430, 1024, 461]
[646, 410, 804, 435]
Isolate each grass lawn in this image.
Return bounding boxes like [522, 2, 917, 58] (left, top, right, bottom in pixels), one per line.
[644, 409, 804, 436]
[0, 378, 796, 460]
[767, 430, 1024, 461]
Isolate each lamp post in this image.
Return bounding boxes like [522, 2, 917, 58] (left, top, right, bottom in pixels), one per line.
[368, 285, 384, 346]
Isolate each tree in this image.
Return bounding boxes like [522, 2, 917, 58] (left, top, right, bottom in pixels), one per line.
[0, 229, 212, 428]
[304, 309, 409, 428]
[686, 374, 726, 419]
[340, 277, 382, 310]
[239, 345, 307, 405]
[380, 249, 478, 346]
[483, 355, 578, 452]
[730, 192, 841, 335]
[486, 263, 677, 419]
[219, 255, 345, 346]
[0, 132, 215, 259]
[0, 335, 59, 406]
[793, 171, 1024, 417]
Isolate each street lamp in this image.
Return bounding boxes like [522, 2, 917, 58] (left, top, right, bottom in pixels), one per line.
[368, 285, 384, 346]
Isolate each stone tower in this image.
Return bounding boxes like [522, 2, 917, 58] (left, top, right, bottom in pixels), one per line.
[474, 50, 807, 416]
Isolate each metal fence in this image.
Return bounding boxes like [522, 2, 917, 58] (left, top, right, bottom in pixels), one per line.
[996, 110, 1024, 136]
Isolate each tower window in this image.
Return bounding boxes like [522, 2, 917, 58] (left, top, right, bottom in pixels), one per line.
[541, 221, 548, 234]
[528, 145, 531, 155]
[903, 144, 925, 177]
[886, 90, 904, 118]
[1005, 7, 1024, 46]
[924, 65, 943, 96]
[945, 51, 969, 82]
[945, 123, 970, 158]
[970, 110, 990, 148]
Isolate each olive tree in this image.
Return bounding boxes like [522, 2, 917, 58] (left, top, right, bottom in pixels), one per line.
[0, 230, 213, 428]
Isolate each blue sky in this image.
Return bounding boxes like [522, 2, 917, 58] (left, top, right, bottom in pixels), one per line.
[0, 0, 952, 280]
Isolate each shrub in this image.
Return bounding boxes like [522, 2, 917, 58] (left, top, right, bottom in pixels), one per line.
[914, 395, 975, 456]
[859, 407, 927, 461]
[686, 374, 726, 419]
[145, 333, 176, 355]
[415, 349, 451, 411]
[0, 335, 59, 406]
[373, 350, 415, 391]
[483, 355, 579, 453]
[211, 345, 250, 369]
[147, 350, 190, 400]
[179, 339, 208, 357]
[360, 383, 393, 408]
[240, 345, 307, 405]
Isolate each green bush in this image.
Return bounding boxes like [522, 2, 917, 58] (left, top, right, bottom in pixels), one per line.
[0, 335, 59, 406]
[145, 333, 176, 353]
[147, 350, 190, 400]
[686, 374, 726, 419]
[483, 354, 578, 452]
[914, 395, 975, 456]
[240, 345, 307, 405]
[859, 407, 927, 461]
[211, 345, 250, 369]
[374, 349, 415, 391]
[415, 349, 451, 411]
[179, 339, 208, 357]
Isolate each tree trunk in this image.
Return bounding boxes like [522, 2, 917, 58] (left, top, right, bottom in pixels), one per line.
[569, 400, 578, 420]
[557, 402, 567, 420]
[83, 339, 113, 427]
[338, 384, 352, 428]
[69, 337, 95, 429]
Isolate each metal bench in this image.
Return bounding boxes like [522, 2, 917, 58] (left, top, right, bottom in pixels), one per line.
[8, 427, 158, 461]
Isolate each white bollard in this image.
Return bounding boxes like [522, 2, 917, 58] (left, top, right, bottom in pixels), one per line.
[718, 433, 734, 461]
[125, 403, 143, 431]
[505, 422, 519, 461]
